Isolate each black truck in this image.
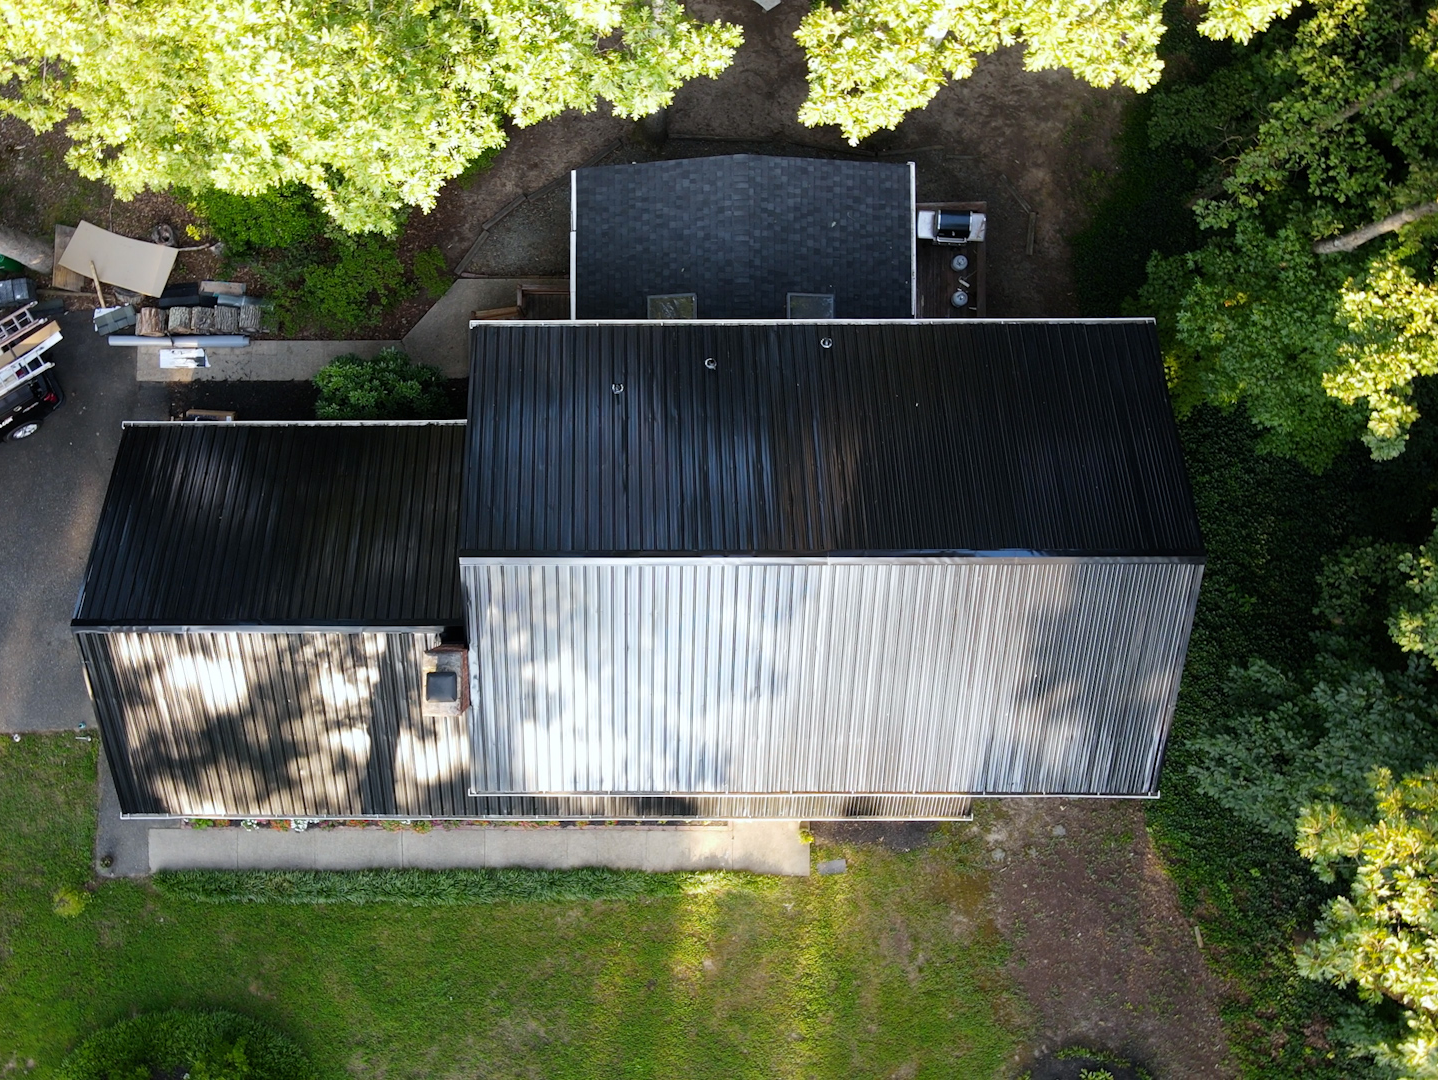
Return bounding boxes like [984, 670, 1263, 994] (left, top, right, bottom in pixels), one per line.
[0, 302, 64, 443]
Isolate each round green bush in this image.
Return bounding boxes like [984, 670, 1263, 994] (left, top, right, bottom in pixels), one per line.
[313, 347, 449, 420]
[59, 1009, 316, 1080]
[184, 184, 326, 257]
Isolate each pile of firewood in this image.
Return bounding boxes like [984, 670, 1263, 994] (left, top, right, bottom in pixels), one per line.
[135, 280, 264, 337]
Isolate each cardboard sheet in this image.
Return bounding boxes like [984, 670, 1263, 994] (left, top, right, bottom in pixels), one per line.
[57, 221, 178, 297]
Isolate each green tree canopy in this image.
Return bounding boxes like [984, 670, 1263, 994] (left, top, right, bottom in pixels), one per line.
[791, 0, 1305, 146]
[1298, 769, 1438, 1079]
[0, 0, 741, 233]
[1394, 514, 1438, 661]
[59, 1010, 316, 1080]
[1142, 0, 1438, 466]
[1192, 531, 1438, 837]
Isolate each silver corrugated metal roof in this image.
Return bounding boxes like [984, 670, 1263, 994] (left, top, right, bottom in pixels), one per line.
[464, 557, 1202, 801]
[80, 631, 472, 818]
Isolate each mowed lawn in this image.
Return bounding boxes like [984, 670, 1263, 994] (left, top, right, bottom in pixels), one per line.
[0, 736, 1026, 1079]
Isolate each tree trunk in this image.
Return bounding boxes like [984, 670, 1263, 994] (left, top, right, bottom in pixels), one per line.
[0, 224, 53, 274]
[1313, 201, 1438, 255]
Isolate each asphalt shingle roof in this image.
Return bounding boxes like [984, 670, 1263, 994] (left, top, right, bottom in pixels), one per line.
[573, 155, 913, 319]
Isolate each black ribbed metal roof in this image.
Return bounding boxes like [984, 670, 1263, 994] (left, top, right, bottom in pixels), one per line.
[573, 155, 913, 319]
[462, 321, 1203, 558]
[75, 423, 465, 630]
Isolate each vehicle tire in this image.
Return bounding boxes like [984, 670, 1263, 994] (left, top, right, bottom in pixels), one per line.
[5, 421, 40, 442]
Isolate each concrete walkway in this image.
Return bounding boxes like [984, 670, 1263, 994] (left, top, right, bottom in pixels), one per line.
[401, 277, 566, 377]
[136, 338, 400, 382]
[149, 820, 811, 876]
[96, 756, 808, 877]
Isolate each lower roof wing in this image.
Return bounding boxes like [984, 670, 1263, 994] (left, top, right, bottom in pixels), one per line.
[79, 631, 474, 819]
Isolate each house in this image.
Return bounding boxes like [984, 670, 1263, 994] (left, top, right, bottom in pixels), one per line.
[73, 157, 1203, 821]
[76, 318, 1202, 820]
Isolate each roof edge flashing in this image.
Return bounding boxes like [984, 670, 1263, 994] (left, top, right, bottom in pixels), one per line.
[458, 552, 1206, 565]
[71, 622, 460, 635]
[120, 419, 466, 429]
[472, 317, 1158, 328]
[465, 788, 1161, 801]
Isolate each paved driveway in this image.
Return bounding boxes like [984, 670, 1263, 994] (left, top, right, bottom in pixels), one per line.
[0, 312, 165, 732]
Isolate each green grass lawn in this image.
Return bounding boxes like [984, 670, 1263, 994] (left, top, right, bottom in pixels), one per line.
[0, 736, 1025, 1079]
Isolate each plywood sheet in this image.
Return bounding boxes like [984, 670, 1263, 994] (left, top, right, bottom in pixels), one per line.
[52, 226, 89, 293]
[57, 221, 177, 297]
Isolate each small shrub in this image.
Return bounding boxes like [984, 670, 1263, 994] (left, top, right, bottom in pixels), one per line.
[301, 235, 407, 334]
[58, 1010, 315, 1080]
[1050, 1047, 1151, 1080]
[51, 886, 87, 918]
[456, 145, 502, 187]
[412, 245, 452, 299]
[183, 185, 326, 256]
[313, 347, 447, 420]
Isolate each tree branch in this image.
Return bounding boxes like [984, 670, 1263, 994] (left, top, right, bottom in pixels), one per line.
[1194, 70, 1424, 210]
[1316, 69, 1419, 132]
[1313, 201, 1438, 254]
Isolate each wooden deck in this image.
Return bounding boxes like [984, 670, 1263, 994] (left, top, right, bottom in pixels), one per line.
[916, 202, 986, 319]
[471, 282, 571, 321]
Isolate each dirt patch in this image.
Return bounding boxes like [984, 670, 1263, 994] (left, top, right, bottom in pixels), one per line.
[979, 799, 1235, 1079]
[1027, 1051, 1153, 1080]
[0, 115, 221, 287]
[168, 381, 319, 421]
[810, 821, 940, 852]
